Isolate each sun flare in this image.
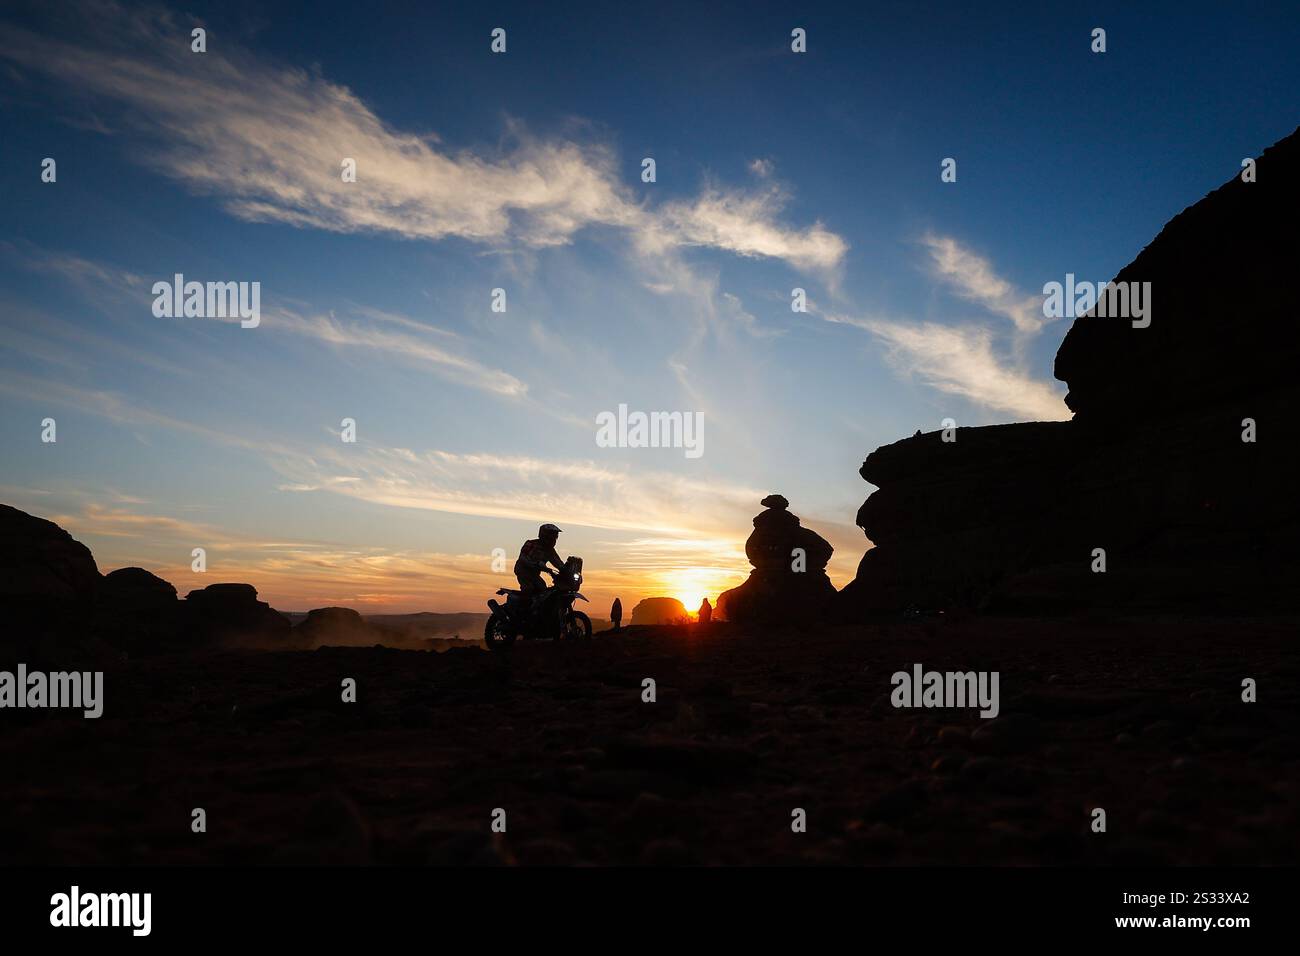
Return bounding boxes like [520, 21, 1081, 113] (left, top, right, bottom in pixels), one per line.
[658, 567, 743, 615]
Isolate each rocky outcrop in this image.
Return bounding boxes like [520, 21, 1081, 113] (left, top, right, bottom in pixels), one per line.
[718, 495, 835, 623]
[184, 583, 291, 643]
[630, 597, 688, 626]
[839, 126, 1300, 616]
[841, 424, 1075, 612]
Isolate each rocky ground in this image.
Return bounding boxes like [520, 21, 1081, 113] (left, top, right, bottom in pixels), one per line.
[2, 615, 1297, 866]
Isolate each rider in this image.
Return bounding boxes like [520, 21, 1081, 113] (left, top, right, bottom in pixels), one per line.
[514, 523, 565, 605]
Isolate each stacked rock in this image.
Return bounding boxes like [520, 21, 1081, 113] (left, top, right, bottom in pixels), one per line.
[717, 495, 835, 624]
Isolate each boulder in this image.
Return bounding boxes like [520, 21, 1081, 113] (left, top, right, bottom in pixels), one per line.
[717, 495, 835, 623]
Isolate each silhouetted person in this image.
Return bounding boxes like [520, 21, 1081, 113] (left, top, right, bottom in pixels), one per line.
[611, 597, 622, 631]
[697, 597, 712, 624]
[515, 524, 564, 606]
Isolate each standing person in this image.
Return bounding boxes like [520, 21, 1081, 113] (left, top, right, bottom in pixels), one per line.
[611, 597, 623, 631]
[697, 597, 712, 625]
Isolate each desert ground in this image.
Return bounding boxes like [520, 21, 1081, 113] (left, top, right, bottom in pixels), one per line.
[3, 615, 1296, 866]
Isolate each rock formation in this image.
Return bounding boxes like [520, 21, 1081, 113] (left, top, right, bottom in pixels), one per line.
[185, 583, 291, 644]
[839, 126, 1300, 616]
[630, 597, 688, 626]
[717, 495, 835, 623]
[0, 503, 307, 653]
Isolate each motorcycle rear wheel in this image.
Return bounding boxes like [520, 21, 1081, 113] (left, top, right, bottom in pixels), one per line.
[484, 612, 517, 650]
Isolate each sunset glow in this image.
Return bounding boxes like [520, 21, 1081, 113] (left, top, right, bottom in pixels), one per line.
[2, 3, 1287, 617]
[658, 567, 744, 615]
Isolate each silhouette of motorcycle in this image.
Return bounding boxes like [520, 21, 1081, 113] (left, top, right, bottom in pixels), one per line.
[485, 556, 592, 649]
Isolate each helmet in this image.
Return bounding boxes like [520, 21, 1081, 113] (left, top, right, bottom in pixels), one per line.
[539, 523, 562, 538]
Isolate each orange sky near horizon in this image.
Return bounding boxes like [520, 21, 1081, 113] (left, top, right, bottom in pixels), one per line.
[24, 495, 864, 616]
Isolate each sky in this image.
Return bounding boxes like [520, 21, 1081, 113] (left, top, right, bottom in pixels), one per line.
[1, 0, 1297, 613]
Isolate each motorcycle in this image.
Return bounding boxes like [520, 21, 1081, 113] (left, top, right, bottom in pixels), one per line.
[485, 555, 592, 649]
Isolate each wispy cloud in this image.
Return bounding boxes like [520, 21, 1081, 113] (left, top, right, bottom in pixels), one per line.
[51, 502, 222, 541]
[648, 184, 847, 272]
[0, 2, 845, 273]
[817, 234, 1069, 421]
[3, 369, 763, 558]
[824, 313, 1069, 420]
[0, 370, 277, 451]
[273, 445, 766, 539]
[267, 304, 529, 398]
[34, 493, 507, 612]
[3, 243, 146, 293]
[3, 241, 533, 400]
[920, 233, 1047, 334]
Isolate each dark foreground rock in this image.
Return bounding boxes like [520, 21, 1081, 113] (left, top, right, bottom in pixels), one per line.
[839, 126, 1300, 616]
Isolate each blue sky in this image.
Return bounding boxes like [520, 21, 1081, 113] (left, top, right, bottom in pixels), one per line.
[1, 0, 1297, 611]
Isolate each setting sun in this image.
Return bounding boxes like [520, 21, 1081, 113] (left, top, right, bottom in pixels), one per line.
[658, 567, 742, 614]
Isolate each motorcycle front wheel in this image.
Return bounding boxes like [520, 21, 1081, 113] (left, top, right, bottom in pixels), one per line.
[484, 612, 517, 651]
[561, 610, 592, 641]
